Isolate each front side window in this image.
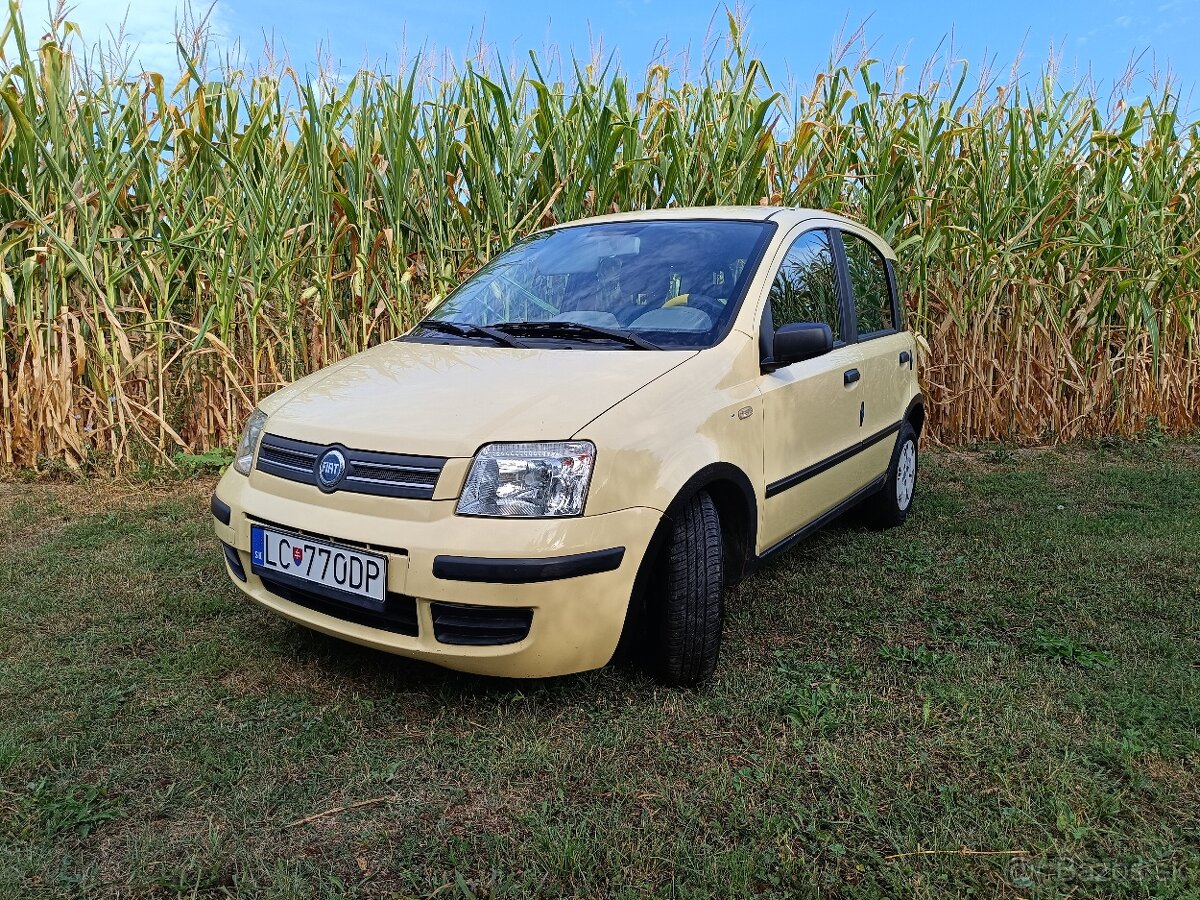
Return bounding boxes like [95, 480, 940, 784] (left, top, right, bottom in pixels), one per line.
[841, 231, 894, 336]
[768, 229, 841, 340]
[414, 220, 773, 349]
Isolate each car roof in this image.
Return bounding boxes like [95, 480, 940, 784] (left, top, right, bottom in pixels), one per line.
[545, 206, 896, 259]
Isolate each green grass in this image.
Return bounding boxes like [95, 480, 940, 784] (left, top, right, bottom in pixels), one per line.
[1, 445, 1198, 898]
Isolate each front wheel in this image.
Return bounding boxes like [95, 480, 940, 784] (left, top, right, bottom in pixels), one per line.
[649, 491, 725, 686]
[862, 421, 919, 529]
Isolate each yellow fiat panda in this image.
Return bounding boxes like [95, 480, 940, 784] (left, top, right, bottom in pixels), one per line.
[212, 207, 923, 685]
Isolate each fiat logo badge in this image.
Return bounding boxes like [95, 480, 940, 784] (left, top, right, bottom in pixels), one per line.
[316, 448, 347, 491]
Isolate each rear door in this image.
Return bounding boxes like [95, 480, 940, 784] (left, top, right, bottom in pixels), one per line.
[758, 227, 872, 550]
[834, 228, 915, 479]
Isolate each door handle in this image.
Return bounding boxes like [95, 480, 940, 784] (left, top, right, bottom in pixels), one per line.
[899, 351, 911, 367]
[843, 368, 861, 386]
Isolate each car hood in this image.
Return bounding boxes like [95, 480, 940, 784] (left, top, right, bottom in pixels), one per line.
[260, 339, 695, 457]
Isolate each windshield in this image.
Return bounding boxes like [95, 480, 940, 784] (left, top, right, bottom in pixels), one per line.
[414, 219, 774, 349]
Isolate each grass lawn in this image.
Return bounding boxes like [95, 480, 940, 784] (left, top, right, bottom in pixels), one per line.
[1, 443, 1198, 898]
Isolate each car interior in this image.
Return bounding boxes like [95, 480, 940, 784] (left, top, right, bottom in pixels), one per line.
[537, 230, 757, 341]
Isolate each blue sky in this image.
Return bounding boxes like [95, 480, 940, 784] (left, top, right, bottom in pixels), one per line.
[52, 0, 1199, 105]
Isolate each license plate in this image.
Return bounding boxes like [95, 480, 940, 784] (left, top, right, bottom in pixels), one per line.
[250, 525, 387, 608]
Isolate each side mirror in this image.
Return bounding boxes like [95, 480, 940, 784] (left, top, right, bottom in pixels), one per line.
[762, 322, 833, 372]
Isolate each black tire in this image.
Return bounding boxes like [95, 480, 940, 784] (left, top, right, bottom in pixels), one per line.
[862, 420, 919, 529]
[650, 491, 725, 686]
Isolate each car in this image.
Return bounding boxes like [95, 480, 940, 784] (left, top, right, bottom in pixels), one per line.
[212, 206, 924, 685]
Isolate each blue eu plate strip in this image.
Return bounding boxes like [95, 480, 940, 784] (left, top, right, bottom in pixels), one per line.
[251, 526, 265, 567]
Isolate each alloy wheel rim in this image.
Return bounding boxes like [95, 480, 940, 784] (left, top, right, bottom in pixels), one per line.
[896, 440, 917, 510]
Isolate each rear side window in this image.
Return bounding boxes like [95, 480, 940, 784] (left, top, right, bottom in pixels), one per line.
[768, 229, 841, 341]
[841, 231, 894, 336]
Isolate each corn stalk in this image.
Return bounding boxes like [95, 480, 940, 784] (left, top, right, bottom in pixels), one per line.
[1, 3, 1197, 469]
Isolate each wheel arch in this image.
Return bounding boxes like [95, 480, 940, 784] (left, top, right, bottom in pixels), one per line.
[659, 462, 758, 585]
[612, 461, 757, 666]
[904, 393, 926, 438]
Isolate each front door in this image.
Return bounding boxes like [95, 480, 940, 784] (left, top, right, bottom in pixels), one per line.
[758, 227, 872, 550]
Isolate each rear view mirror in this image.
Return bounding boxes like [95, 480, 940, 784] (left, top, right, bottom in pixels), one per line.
[762, 322, 833, 372]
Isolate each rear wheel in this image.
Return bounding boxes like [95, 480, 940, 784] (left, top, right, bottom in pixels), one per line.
[862, 421, 919, 529]
[649, 491, 725, 686]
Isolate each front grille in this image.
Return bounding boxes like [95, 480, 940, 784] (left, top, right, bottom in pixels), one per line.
[258, 573, 419, 637]
[256, 434, 446, 500]
[430, 602, 533, 646]
[258, 440, 318, 475]
[347, 458, 439, 489]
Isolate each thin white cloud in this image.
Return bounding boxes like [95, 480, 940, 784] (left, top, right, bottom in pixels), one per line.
[57, 1, 234, 74]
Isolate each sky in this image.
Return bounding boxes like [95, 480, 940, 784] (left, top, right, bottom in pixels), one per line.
[34, 0, 1200, 106]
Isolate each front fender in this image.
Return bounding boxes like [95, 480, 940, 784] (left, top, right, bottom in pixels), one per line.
[576, 332, 764, 520]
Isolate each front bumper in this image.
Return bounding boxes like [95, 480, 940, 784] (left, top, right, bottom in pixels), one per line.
[211, 468, 662, 678]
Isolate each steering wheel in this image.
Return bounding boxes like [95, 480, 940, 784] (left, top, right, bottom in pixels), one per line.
[660, 292, 726, 320]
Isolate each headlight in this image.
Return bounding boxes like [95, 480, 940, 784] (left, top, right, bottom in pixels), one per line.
[233, 409, 268, 475]
[457, 441, 596, 517]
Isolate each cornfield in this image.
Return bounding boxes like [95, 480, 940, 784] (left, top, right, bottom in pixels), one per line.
[1, 3, 1197, 470]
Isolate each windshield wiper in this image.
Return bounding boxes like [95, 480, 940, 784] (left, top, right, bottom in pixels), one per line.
[413, 319, 527, 348]
[491, 321, 660, 350]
